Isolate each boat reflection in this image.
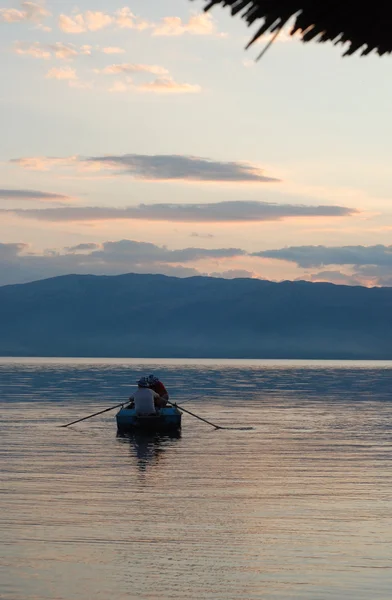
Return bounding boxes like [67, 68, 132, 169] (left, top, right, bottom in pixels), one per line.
[117, 430, 181, 472]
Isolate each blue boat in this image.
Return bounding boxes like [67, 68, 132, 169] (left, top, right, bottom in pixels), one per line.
[116, 406, 182, 433]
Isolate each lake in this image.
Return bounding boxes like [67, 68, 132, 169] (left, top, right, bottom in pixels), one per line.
[1, 358, 392, 600]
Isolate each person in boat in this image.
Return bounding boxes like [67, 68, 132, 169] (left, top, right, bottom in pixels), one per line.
[147, 374, 169, 407]
[128, 377, 161, 415]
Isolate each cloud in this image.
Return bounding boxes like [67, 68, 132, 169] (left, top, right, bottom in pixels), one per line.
[96, 240, 244, 262]
[304, 270, 364, 286]
[80, 45, 92, 55]
[254, 245, 392, 268]
[83, 155, 279, 182]
[10, 156, 76, 170]
[210, 269, 256, 279]
[36, 22, 51, 31]
[0, 239, 244, 286]
[101, 47, 125, 54]
[66, 243, 100, 252]
[49, 42, 90, 59]
[138, 77, 201, 94]
[50, 44, 77, 60]
[353, 265, 392, 287]
[13, 41, 51, 59]
[0, 200, 356, 223]
[152, 13, 221, 36]
[56, 7, 219, 37]
[1, 239, 389, 288]
[58, 11, 113, 33]
[98, 63, 168, 75]
[44, 66, 91, 88]
[0, 1, 50, 23]
[0, 8, 26, 22]
[21, 1, 49, 20]
[83, 11, 112, 31]
[251, 244, 392, 288]
[100, 71, 201, 94]
[0, 242, 28, 258]
[13, 41, 92, 60]
[297, 265, 392, 288]
[115, 7, 149, 30]
[0, 188, 70, 202]
[10, 153, 279, 182]
[58, 8, 150, 33]
[46, 66, 77, 80]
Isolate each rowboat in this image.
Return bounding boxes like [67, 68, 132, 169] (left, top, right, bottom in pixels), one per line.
[116, 406, 182, 433]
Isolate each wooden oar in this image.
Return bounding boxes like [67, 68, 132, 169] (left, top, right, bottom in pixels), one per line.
[169, 401, 253, 431]
[60, 402, 126, 428]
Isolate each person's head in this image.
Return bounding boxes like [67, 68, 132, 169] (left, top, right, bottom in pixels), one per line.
[147, 374, 159, 386]
[138, 376, 149, 388]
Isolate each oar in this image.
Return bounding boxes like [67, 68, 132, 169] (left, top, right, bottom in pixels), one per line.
[60, 402, 126, 428]
[169, 401, 253, 431]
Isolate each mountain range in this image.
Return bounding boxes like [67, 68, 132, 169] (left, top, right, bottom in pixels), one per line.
[0, 272, 391, 359]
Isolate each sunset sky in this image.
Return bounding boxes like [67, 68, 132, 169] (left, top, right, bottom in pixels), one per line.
[1, 0, 392, 287]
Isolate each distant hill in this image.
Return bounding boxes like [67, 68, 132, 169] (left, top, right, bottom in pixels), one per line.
[0, 273, 392, 359]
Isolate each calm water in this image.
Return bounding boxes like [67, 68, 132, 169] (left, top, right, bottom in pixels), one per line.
[1, 358, 392, 600]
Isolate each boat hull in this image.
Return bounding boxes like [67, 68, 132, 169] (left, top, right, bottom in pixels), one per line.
[116, 406, 182, 432]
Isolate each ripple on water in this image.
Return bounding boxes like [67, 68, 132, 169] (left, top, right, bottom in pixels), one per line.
[1, 358, 392, 600]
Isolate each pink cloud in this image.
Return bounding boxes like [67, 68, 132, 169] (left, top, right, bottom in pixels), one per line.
[115, 7, 150, 30]
[85, 11, 113, 31]
[13, 41, 91, 60]
[58, 8, 149, 34]
[58, 11, 113, 33]
[10, 156, 76, 170]
[0, 8, 26, 22]
[102, 46, 125, 54]
[209, 269, 257, 279]
[56, 7, 222, 39]
[98, 63, 168, 75]
[138, 77, 201, 94]
[304, 270, 363, 286]
[153, 13, 222, 37]
[58, 14, 85, 33]
[46, 66, 77, 80]
[14, 41, 51, 59]
[49, 42, 79, 59]
[0, 1, 50, 23]
[44, 66, 92, 88]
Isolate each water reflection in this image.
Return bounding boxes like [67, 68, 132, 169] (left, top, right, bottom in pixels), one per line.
[2, 358, 392, 406]
[117, 430, 182, 472]
[2, 359, 392, 600]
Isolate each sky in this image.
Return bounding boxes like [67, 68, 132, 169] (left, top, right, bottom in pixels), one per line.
[1, 0, 392, 287]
